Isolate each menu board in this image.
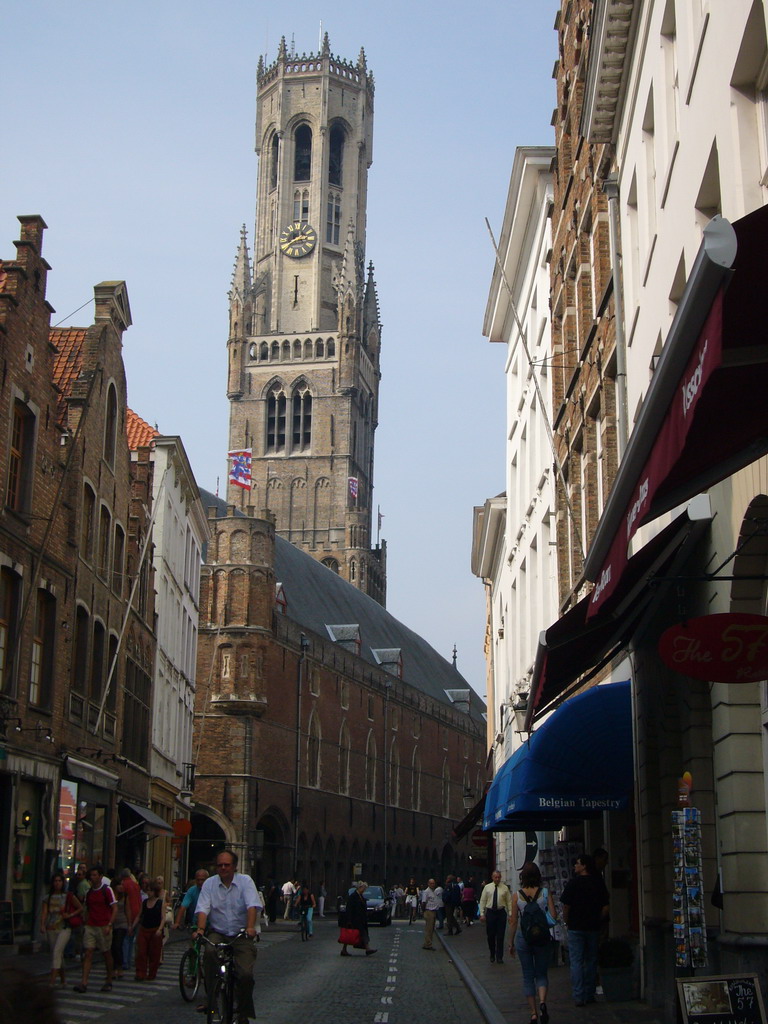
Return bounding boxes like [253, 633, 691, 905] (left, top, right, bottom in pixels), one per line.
[678, 975, 766, 1024]
[672, 807, 707, 968]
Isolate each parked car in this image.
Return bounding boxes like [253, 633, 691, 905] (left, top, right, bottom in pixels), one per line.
[337, 885, 393, 927]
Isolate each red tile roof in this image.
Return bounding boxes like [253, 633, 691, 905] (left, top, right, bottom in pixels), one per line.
[50, 328, 88, 427]
[126, 408, 159, 450]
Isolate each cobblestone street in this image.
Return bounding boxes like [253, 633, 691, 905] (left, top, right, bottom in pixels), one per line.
[41, 919, 484, 1024]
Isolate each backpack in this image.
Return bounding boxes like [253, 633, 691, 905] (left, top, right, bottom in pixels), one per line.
[519, 888, 551, 947]
[444, 882, 461, 906]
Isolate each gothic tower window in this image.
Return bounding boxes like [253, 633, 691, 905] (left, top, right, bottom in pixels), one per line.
[339, 720, 350, 794]
[270, 133, 279, 190]
[326, 193, 341, 244]
[292, 386, 312, 451]
[266, 386, 287, 452]
[294, 124, 312, 182]
[329, 124, 345, 186]
[293, 189, 310, 221]
[307, 711, 321, 788]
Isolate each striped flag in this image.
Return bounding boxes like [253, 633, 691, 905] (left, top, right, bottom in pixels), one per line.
[228, 449, 252, 490]
[348, 476, 359, 499]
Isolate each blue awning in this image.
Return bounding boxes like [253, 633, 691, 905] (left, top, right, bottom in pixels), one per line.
[483, 681, 632, 832]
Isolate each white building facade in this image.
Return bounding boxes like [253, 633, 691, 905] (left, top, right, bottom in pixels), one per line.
[472, 147, 557, 880]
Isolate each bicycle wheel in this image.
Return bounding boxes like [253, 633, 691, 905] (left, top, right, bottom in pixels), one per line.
[179, 946, 200, 1002]
[207, 976, 232, 1024]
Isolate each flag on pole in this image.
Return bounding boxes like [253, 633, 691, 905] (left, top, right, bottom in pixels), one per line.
[228, 449, 253, 490]
[348, 476, 359, 500]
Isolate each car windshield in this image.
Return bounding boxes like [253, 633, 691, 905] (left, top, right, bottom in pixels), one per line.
[347, 885, 385, 900]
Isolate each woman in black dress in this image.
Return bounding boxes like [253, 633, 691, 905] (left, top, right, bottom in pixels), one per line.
[340, 881, 377, 956]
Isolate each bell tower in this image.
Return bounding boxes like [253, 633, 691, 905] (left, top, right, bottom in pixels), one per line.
[226, 34, 385, 605]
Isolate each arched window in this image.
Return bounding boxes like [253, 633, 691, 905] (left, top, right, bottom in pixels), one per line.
[389, 740, 400, 806]
[281, 340, 290, 360]
[266, 385, 287, 452]
[327, 339, 336, 357]
[292, 386, 312, 451]
[271, 341, 280, 360]
[329, 124, 345, 186]
[294, 124, 312, 181]
[90, 620, 106, 700]
[322, 558, 340, 573]
[293, 339, 301, 359]
[307, 712, 321, 788]
[442, 759, 451, 818]
[293, 189, 309, 222]
[304, 339, 313, 359]
[270, 133, 279, 190]
[104, 383, 118, 468]
[412, 749, 421, 811]
[315, 339, 324, 358]
[326, 193, 341, 244]
[339, 720, 350, 794]
[365, 731, 377, 800]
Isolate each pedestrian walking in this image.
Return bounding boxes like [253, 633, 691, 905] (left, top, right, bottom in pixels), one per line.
[461, 878, 477, 926]
[281, 878, 296, 919]
[317, 881, 327, 918]
[73, 865, 117, 993]
[40, 873, 80, 987]
[420, 878, 443, 950]
[404, 877, 419, 924]
[110, 880, 133, 979]
[479, 870, 513, 964]
[509, 862, 557, 1024]
[443, 874, 463, 935]
[294, 884, 316, 936]
[561, 853, 610, 1006]
[339, 881, 377, 956]
[134, 880, 165, 981]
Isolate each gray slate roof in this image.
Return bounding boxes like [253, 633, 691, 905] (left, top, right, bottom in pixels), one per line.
[200, 489, 485, 726]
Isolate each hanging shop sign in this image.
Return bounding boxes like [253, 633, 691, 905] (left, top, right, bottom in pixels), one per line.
[658, 613, 768, 683]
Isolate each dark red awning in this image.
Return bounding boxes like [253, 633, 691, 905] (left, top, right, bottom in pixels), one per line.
[584, 206, 768, 607]
[526, 503, 711, 726]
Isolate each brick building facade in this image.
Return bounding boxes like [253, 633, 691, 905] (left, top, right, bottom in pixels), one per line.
[190, 496, 488, 894]
[0, 216, 161, 941]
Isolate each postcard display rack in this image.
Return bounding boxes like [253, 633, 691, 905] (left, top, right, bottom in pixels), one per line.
[672, 807, 708, 968]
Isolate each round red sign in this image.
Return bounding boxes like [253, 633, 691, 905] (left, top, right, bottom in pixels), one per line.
[471, 829, 489, 848]
[658, 612, 768, 682]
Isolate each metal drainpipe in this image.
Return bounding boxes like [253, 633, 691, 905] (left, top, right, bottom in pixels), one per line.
[603, 175, 629, 457]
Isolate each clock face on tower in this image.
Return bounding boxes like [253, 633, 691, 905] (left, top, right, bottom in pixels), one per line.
[279, 221, 317, 258]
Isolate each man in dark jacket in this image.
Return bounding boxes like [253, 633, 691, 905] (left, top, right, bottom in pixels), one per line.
[561, 854, 609, 1006]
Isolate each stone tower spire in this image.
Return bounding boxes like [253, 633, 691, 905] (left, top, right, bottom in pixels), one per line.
[226, 36, 385, 605]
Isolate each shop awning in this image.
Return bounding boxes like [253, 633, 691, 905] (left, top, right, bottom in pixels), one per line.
[526, 499, 711, 726]
[484, 681, 632, 832]
[117, 800, 174, 838]
[585, 206, 768, 612]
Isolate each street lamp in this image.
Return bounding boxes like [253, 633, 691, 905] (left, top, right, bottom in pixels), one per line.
[512, 692, 529, 734]
[462, 787, 475, 811]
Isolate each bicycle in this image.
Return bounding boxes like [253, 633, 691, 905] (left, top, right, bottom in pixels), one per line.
[179, 931, 204, 1003]
[199, 930, 246, 1024]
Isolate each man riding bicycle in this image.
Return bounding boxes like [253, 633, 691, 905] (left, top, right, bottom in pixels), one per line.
[193, 851, 262, 1024]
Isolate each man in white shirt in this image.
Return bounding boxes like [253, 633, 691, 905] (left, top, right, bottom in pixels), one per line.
[194, 850, 262, 1024]
[281, 878, 296, 919]
[420, 878, 444, 951]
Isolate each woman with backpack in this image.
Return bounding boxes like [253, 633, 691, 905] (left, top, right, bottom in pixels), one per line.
[508, 862, 557, 1024]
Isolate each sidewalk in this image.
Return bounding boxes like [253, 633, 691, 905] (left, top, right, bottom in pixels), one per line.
[436, 919, 663, 1024]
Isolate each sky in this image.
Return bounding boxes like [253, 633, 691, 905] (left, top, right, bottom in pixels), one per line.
[1, 0, 557, 698]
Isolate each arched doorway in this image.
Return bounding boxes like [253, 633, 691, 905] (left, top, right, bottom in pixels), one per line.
[188, 812, 227, 872]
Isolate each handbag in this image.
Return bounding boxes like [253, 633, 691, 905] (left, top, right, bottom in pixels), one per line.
[338, 926, 361, 946]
